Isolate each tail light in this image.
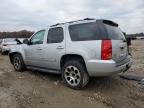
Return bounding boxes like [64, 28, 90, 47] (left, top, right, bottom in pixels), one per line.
[101, 40, 112, 60]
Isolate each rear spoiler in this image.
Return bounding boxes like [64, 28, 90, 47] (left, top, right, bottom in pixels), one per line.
[97, 19, 119, 27]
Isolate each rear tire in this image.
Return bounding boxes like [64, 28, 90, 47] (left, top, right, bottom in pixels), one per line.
[12, 54, 25, 72]
[62, 60, 89, 89]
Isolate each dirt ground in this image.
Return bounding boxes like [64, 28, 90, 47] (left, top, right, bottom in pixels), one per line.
[0, 40, 144, 108]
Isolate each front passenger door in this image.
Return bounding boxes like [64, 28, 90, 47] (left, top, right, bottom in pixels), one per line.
[24, 30, 46, 67]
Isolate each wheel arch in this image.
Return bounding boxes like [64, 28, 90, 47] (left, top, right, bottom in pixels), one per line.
[60, 54, 87, 70]
[9, 52, 23, 64]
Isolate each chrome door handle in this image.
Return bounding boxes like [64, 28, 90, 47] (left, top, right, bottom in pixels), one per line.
[57, 46, 64, 49]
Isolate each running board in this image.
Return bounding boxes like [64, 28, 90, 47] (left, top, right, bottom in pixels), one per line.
[26, 66, 61, 74]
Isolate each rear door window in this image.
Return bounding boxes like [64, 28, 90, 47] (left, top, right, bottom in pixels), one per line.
[47, 27, 64, 43]
[69, 22, 105, 41]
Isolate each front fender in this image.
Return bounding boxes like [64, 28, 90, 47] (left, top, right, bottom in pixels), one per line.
[9, 44, 26, 63]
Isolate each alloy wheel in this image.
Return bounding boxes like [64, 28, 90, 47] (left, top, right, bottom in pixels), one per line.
[13, 57, 21, 70]
[64, 65, 81, 86]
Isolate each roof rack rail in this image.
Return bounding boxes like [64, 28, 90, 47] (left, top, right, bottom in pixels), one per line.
[50, 23, 64, 27]
[68, 19, 84, 24]
[84, 18, 95, 20]
[50, 18, 95, 27]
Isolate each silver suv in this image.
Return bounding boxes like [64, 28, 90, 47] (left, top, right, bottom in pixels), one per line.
[9, 19, 132, 89]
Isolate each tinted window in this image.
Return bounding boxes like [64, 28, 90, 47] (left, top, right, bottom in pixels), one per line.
[104, 24, 125, 40]
[47, 27, 63, 43]
[30, 30, 45, 45]
[69, 22, 103, 41]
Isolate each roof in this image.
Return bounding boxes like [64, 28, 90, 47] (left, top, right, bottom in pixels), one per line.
[50, 18, 95, 27]
[50, 18, 118, 27]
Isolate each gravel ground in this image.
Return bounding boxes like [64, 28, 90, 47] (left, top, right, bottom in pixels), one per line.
[0, 40, 144, 108]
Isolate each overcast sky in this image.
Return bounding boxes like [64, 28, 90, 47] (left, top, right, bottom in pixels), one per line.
[0, 0, 144, 33]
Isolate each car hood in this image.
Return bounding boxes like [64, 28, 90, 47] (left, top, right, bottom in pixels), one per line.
[9, 44, 26, 53]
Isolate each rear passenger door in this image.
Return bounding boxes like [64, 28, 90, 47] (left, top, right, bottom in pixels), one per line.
[42, 26, 65, 70]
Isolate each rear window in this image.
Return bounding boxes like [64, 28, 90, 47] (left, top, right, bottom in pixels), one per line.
[104, 24, 125, 40]
[69, 22, 105, 41]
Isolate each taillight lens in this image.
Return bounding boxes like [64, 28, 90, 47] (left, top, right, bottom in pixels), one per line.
[101, 40, 112, 60]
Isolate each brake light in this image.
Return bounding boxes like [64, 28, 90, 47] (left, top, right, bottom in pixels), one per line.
[101, 40, 112, 60]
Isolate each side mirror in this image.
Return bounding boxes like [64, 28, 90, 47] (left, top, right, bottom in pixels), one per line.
[15, 38, 22, 44]
[23, 39, 29, 44]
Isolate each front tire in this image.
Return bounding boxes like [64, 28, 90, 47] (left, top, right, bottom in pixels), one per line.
[62, 60, 89, 89]
[12, 54, 25, 72]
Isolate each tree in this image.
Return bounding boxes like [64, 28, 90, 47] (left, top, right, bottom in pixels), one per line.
[0, 30, 34, 39]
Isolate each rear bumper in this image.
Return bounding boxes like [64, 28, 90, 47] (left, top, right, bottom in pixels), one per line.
[86, 55, 132, 76]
